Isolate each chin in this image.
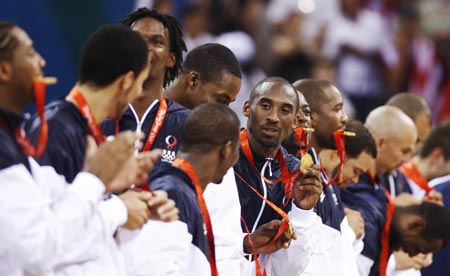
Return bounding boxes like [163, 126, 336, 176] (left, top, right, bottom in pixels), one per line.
[212, 177, 224, 184]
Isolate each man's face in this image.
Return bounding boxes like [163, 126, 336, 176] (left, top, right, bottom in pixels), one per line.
[311, 85, 348, 149]
[282, 92, 311, 153]
[340, 151, 374, 188]
[110, 63, 151, 120]
[377, 132, 416, 174]
[7, 27, 46, 102]
[246, 82, 298, 148]
[414, 111, 431, 145]
[192, 72, 241, 108]
[131, 17, 174, 85]
[213, 139, 240, 184]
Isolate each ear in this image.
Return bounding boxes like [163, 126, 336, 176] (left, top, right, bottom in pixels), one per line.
[220, 140, 233, 160]
[166, 52, 176, 68]
[243, 101, 250, 118]
[430, 148, 444, 166]
[291, 113, 299, 130]
[329, 149, 340, 163]
[187, 71, 200, 89]
[376, 137, 385, 151]
[406, 216, 426, 235]
[0, 61, 13, 82]
[119, 71, 135, 91]
[310, 111, 318, 128]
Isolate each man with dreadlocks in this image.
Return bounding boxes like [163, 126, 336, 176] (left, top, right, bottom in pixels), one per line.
[101, 8, 190, 164]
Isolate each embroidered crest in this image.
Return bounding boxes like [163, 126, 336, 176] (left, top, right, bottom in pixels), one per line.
[161, 135, 177, 163]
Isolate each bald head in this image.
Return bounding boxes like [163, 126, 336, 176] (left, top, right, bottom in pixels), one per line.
[293, 79, 333, 113]
[249, 77, 299, 112]
[365, 106, 417, 140]
[365, 106, 417, 174]
[386, 93, 430, 120]
[386, 93, 432, 143]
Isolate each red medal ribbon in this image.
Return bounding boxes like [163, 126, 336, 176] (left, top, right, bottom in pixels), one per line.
[333, 130, 346, 184]
[142, 97, 168, 152]
[68, 87, 106, 145]
[15, 80, 49, 157]
[320, 130, 347, 187]
[240, 129, 292, 193]
[115, 98, 168, 151]
[235, 171, 291, 275]
[241, 216, 263, 276]
[379, 189, 395, 276]
[115, 98, 168, 193]
[294, 127, 308, 157]
[172, 158, 218, 276]
[400, 161, 433, 195]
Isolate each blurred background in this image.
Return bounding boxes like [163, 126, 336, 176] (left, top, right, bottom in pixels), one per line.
[1, 0, 449, 123]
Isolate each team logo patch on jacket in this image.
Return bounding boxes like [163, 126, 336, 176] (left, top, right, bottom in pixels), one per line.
[161, 135, 177, 163]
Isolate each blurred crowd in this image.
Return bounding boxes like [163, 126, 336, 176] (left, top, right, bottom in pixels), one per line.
[142, 0, 450, 124]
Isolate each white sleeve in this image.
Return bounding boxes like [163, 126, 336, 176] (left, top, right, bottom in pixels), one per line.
[340, 216, 364, 256]
[98, 195, 128, 236]
[0, 162, 105, 274]
[265, 202, 338, 276]
[357, 254, 375, 276]
[120, 220, 191, 276]
[204, 167, 244, 276]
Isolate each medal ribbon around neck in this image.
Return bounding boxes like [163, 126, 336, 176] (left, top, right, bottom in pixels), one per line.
[400, 161, 433, 195]
[240, 129, 298, 198]
[16, 80, 49, 157]
[379, 189, 395, 276]
[68, 87, 106, 145]
[172, 158, 219, 276]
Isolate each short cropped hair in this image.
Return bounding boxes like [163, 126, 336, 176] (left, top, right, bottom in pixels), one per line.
[183, 43, 242, 83]
[0, 20, 18, 61]
[386, 93, 431, 121]
[293, 79, 333, 113]
[345, 119, 377, 159]
[391, 202, 450, 249]
[78, 25, 148, 88]
[180, 103, 240, 154]
[420, 122, 450, 160]
[120, 8, 186, 88]
[249, 76, 299, 113]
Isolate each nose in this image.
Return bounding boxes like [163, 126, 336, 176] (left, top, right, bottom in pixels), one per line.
[267, 109, 280, 123]
[297, 112, 309, 128]
[341, 111, 348, 125]
[38, 52, 46, 68]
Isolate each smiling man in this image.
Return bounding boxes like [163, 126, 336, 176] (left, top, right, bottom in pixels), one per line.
[101, 8, 190, 163]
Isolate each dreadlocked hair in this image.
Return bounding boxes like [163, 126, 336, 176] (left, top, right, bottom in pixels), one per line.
[119, 8, 186, 88]
[0, 20, 18, 61]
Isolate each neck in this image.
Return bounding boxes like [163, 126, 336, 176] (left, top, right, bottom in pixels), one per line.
[67, 84, 110, 124]
[177, 152, 216, 190]
[164, 77, 187, 107]
[310, 137, 323, 154]
[131, 78, 163, 119]
[0, 86, 31, 114]
[319, 150, 339, 174]
[247, 130, 279, 158]
[413, 156, 431, 181]
[368, 162, 378, 179]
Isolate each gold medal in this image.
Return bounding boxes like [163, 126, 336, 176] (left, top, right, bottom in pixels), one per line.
[300, 153, 313, 170]
[288, 223, 294, 237]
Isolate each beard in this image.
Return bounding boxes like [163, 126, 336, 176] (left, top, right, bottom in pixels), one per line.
[317, 133, 337, 150]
